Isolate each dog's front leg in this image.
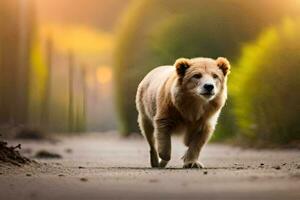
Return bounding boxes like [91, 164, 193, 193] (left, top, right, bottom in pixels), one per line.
[183, 123, 213, 169]
[155, 118, 173, 168]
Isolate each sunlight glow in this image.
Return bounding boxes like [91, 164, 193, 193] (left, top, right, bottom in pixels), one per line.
[96, 66, 112, 84]
[40, 24, 114, 55]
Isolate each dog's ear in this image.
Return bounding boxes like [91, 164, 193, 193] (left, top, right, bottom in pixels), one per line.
[175, 58, 190, 77]
[216, 57, 231, 76]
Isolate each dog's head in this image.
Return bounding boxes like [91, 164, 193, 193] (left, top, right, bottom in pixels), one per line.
[174, 57, 230, 101]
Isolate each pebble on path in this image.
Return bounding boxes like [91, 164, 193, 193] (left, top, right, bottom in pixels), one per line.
[80, 178, 88, 182]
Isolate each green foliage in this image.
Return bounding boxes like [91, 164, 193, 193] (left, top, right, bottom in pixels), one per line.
[231, 19, 300, 146]
[114, 0, 299, 136]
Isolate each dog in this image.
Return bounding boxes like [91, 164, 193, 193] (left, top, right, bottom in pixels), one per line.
[136, 57, 230, 168]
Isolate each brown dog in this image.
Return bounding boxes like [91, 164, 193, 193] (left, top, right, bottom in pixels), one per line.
[136, 57, 230, 168]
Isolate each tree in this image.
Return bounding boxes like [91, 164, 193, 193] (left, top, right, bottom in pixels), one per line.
[0, 0, 36, 127]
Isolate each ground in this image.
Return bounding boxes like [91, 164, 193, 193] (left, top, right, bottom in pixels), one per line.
[0, 132, 300, 200]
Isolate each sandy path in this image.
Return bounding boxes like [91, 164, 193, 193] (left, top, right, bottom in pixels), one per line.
[0, 133, 300, 200]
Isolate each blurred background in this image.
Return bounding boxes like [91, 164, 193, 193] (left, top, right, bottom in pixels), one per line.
[0, 0, 299, 147]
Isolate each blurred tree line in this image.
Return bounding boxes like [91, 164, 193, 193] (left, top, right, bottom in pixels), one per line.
[114, 0, 300, 146]
[0, 0, 86, 134]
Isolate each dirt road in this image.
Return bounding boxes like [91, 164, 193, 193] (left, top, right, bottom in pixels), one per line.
[0, 133, 300, 200]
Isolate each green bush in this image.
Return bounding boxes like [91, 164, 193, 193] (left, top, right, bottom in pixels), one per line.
[231, 19, 300, 146]
[114, 0, 299, 136]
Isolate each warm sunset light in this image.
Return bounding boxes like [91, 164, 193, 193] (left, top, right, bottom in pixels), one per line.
[40, 24, 114, 55]
[1, 0, 300, 199]
[96, 66, 112, 84]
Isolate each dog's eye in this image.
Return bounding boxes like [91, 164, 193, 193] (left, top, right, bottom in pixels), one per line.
[193, 74, 202, 79]
[212, 73, 219, 79]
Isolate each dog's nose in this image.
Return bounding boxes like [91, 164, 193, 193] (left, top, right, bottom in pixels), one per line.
[203, 84, 214, 92]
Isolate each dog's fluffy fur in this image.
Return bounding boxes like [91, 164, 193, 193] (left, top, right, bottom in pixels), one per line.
[136, 57, 230, 168]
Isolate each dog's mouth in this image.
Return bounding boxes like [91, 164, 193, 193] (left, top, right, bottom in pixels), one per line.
[200, 92, 215, 98]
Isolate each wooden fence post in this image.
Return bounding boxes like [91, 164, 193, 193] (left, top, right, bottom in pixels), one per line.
[68, 50, 75, 133]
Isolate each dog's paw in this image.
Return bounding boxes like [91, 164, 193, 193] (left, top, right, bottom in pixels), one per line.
[159, 159, 168, 168]
[183, 162, 204, 169]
